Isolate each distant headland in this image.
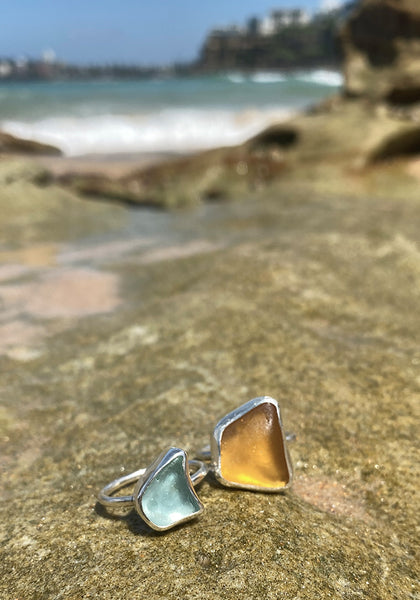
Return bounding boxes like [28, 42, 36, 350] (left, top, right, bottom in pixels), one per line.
[198, 5, 348, 71]
[0, 4, 355, 82]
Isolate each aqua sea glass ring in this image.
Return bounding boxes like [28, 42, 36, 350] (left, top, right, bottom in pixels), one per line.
[98, 447, 207, 531]
[199, 396, 293, 492]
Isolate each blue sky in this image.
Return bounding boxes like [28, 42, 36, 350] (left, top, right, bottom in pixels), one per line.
[1, 0, 342, 65]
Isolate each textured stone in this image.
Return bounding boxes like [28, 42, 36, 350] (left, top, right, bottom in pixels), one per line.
[0, 157, 419, 599]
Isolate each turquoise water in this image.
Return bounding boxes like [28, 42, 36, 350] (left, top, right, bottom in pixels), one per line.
[0, 71, 342, 155]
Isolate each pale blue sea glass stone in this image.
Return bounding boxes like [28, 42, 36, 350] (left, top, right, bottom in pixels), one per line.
[141, 455, 201, 529]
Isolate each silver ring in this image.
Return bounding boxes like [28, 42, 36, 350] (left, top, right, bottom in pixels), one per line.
[197, 396, 294, 492]
[98, 447, 207, 531]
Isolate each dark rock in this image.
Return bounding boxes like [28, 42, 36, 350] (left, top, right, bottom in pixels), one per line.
[386, 86, 420, 105]
[368, 124, 420, 161]
[248, 126, 299, 149]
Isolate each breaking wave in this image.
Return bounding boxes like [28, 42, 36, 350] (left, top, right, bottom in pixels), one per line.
[226, 69, 342, 86]
[295, 69, 343, 86]
[225, 72, 287, 84]
[1, 107, 292, 156]
[0, 70, 341, 156]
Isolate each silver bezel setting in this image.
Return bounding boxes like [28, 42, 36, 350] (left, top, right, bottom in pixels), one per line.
[210, 396, 293, 492]
[132, 447, 204, 531]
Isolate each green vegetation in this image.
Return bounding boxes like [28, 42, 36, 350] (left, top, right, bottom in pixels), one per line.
[199, 12, 342, 71]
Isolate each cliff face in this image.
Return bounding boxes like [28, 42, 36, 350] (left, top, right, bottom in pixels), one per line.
[342, 0, 420, 103]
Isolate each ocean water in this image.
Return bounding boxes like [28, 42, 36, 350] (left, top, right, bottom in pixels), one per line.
[0, 70, 342, 156]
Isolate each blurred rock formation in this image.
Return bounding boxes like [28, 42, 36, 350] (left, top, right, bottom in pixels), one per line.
[342, 0, 420, 104]
[0, 131, 61, 156]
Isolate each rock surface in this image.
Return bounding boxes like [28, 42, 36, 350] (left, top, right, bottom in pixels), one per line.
[0, 158, 418, 599]
[341, 0, 420, 103]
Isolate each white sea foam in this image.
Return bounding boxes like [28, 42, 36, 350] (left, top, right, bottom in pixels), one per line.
[1, 108, 292, 156]
[226, 72, 286, 84]
[226, 73, 247, 84]
[250, 72, 286, 84]
[225, 70, 341, 86]
[295, 69, 343, 86]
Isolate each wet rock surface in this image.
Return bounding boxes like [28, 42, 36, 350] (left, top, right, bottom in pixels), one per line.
[0, 160, 419, 599]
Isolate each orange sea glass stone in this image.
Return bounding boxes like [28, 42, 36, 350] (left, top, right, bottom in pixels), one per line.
[220, 402, 290, 489]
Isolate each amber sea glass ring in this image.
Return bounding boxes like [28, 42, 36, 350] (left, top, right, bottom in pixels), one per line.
[200, 396, 293, 492]
[98, 447, 207, 531]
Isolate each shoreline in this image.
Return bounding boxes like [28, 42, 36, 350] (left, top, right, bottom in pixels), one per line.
[0, 66, 343, 84]
[0, 71, 341, 159]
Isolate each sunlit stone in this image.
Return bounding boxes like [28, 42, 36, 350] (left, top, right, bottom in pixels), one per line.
[220, 402, 291, 489]
[141, 455, 201, 529]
